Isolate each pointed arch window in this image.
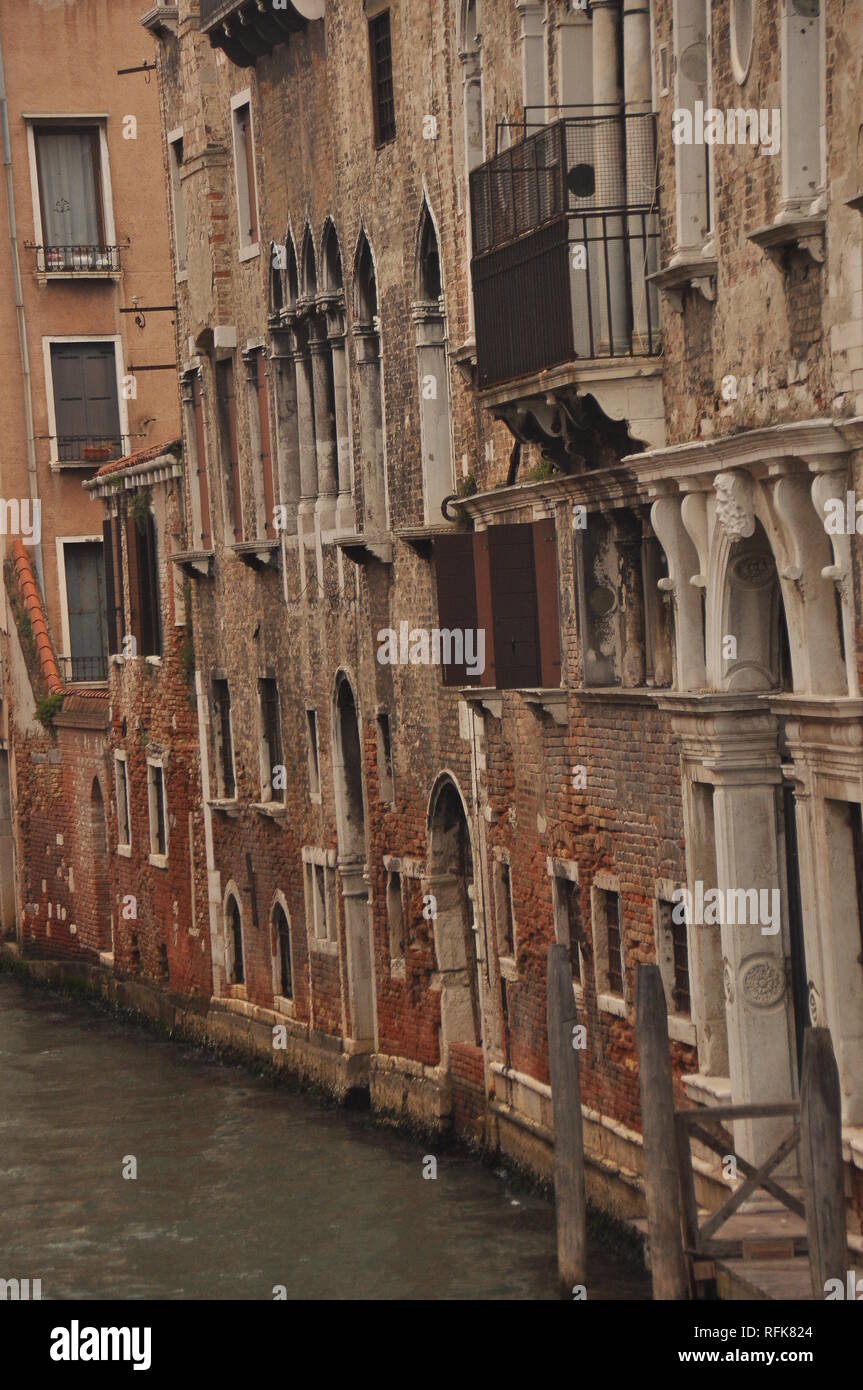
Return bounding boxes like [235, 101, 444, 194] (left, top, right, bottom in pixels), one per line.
[413, 203, 453, 525]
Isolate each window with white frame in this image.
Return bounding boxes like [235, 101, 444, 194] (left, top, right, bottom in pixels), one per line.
[592, 876, 625, 1013]
[28, 121, 116, 271]
[230, 94, 259, 259]
[306, 707, 321, 799]
[673, 0, 711, 249]
[147, 760, 168, 860]
[58, 537, 108, 682]
[493, 851, 516, 960]
[549, 857, 583, 986]
[386, 867, 405, 960]
[303, 849, 336, 945]
[46, 339, 124, 466]
[115, 753, 131, 850]
[654, 878, 696, 1044]
[167, 127, 187, 274]
[780, 0, 824, 214]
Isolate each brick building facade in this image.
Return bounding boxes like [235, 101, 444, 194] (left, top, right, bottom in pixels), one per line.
[4, 0, 863, 1246]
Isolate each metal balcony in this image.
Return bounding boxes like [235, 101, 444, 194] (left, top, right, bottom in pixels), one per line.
[469, 112, 661, 391]
[200, 0, 323, 67]
[30, 244, 121, 276]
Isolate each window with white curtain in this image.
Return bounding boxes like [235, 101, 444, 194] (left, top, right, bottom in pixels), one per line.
[34, 126, 104, 251]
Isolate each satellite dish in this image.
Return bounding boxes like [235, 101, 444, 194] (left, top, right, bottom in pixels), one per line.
[567, 163, 596, 199]
[791, 0, 820, 15]
[680, 40, 708, 84]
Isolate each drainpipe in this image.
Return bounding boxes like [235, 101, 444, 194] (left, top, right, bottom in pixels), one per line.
[0, 26, 43, 588]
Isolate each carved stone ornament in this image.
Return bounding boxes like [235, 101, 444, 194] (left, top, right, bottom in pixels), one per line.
[714, 470, 756, 541]
[723, 958, 735, 1004]
[741, 959, 785, 1008]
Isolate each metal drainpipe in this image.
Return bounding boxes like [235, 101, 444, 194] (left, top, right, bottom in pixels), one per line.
[0, 27, 43, 588]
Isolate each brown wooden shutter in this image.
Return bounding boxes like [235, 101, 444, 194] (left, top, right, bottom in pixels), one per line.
[192, 374, 212, 550]
[217, 359, 243, 542]
[472, 530, 496, 688]
[135, 512, 161, 658]
[256, 352, 276, 539]
[125, 511, 141, 651]
[532, 517, 562, 688]
[102, 518, 120, 655]
[434, 532, 483, 687]
[487, 523, 540, 689]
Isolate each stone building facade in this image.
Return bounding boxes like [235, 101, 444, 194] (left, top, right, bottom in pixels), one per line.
[4, 0, 863, 1247]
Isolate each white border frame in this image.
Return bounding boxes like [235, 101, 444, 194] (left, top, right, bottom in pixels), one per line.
[114, 750, 132, 857]
[146, 756, 169, 867]
[42, 334, 129, 468]
[26, 119, 117, 254]
[54, 534, 106, 676]
[230, 89, 260, 263]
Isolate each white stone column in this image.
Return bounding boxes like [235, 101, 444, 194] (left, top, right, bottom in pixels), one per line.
[591, 0, 627, 353]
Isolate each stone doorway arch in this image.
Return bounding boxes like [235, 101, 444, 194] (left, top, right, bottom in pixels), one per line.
[427, 774, 483, 1059]
[332, 672, 375, 1043]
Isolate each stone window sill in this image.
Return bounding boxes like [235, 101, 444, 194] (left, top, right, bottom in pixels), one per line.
[668, 1013, 697, 1046]
[747, 209, 826, 271]
[250, 800, 288, 820]
[648, 247, 717, 311]
[238, 243, 260, 264]
[171, 549, 214, 580]
[229, 539, 279, 572]
[209, 798, 242, 819]
[390, 957, 406, 981]
[499, 955, 518, 982]
[272, 994, 295, 1020]
[597, 991, 627, 1019]
[145, 655, 162, 668]
[117, 843, 132, 859]
[149, 852, 169, 870]
[682, 1072, 732, 1108]
[310, 936, 338, 956]
[519, 688, 567, 724]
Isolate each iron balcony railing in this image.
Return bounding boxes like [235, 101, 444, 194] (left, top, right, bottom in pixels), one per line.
[56, 434, 124, 465]
[469, 112, 661, 389]
[33, 245, 121, 274]
[60, 654, 108, 684]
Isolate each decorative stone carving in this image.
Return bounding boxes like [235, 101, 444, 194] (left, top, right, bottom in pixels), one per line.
[730, 552, 774, 588]
[808, 981, 821, 1026]
[741, 959, 785, 1008]
[714, 470, 756, 540]
[723, 958, 735, 1004]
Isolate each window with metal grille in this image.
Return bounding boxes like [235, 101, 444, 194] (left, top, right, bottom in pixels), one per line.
[34, 125, 106, 258]
[273, 902, 292, 999]
[657, 897, 692, 1018]
[259, 677, 283, 802]
[670, 908, 691, 1016]
[213, 679, 235, 799]
[369, 12, 395, 146]
[148, 762, 167, 858]
[231, 100, 258, 249]
[594, 886, 623, 997]
[306, 708, 320, 797]
[50, 341, 122, 463]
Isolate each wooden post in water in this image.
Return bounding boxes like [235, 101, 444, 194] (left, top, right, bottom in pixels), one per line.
[634, 963, 690, 1300]
[800, 1027, 846, 1299]
[546, 943, 587, 1295]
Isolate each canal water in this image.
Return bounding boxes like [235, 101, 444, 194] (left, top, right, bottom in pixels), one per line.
[0, 973, 649, 1300]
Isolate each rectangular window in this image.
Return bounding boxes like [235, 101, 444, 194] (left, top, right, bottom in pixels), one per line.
[125, 504, 162, 658]
[115, 754, 130, 848]
[190, 372, 212, 550]
[168, 130, 187, 273]
[102, 515, 123, 656]
[386, 868, 404, 960]
[306, 708, 320, 798]
[304, 856, 336, 943]
[215, 357, 243, 543]
[593, 885, 625, 1002]
[657, 898, 691, 1017]
[34, 125, 106, 261]
[231, 98, 259, 254]
[259, 677, 284, 803]
[376, 710, 394, 804]
[147, 762, 167, 859]
[62, 540, 108, 682]
[369, 12, 396, 146]
[213, 679, 235, 799]
[50, 341, 122, 464]
[253, 350, 276, 539]
[494, 856, 515, 959]
[552, 871, 583, 985]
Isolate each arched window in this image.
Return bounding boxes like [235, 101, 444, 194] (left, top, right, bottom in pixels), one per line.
[319, 220, 352, 528]
[300, 223, 317, 301]
[226, 893, 244, 986]
[269, 240, 284, 318]
[413, 202, 453, 524]
[272, 902, 292, 1000]
[352, 231, 386, 533]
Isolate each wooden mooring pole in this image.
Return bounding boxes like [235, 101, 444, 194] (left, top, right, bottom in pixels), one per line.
[546, 943, 587, 1295]
[800, 1027, 846, 1299]
[634, 964, 690, 1300]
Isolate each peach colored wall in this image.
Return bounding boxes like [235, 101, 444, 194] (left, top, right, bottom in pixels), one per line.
[0, 0, 179, 658]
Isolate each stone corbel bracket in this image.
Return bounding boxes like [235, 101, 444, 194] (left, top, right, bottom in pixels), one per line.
[747, 212, 826, 273]
[648, 253, 717, 314]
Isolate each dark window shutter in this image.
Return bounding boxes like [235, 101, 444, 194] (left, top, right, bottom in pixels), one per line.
[192, 373, 212, 550]
[82, 344, 121, 447]
[125, 512, 140, 651]
[532, 517, 562, 688]
[256, 352, 276, 539]
[135, 511, 161, 658]
[434, 532, 480, 687]
[102, 518, 120, 655]
[487, 523, 540, 689]
[240, 107, 258, 244]
[216, 359, 243, 542]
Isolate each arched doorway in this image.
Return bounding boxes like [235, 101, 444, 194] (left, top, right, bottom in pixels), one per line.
[225, 891, 244, 986]
[332, 674, 375, 1042]
[427, 775, 483, 1057]
[90, 777, 111, 952]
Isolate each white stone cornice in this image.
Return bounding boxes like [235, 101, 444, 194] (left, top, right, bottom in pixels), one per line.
[622, 418, 856, 486]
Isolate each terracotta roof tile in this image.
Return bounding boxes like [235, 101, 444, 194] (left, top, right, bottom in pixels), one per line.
[11, 540, 63, 695]
[95, 438, 181, 479]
